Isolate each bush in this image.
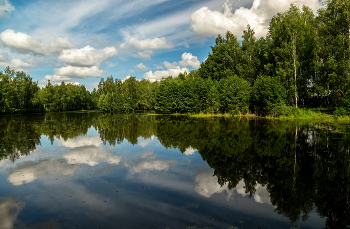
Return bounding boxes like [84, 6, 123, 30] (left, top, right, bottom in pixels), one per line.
[251, 75, 286, 114]
[218, 75, 251, 114]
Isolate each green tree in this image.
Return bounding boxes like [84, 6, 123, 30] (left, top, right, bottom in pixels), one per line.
[251, 75, 286, 114]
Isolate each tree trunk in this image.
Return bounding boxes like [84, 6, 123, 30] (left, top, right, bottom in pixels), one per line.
[293, 35, 298, 108]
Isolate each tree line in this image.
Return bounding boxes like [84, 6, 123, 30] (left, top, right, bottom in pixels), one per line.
[0, 67, 94, 113]
[1, 0, 350, 115]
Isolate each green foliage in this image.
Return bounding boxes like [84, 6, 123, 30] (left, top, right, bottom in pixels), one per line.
[251, 76, 286, 113]
[218, 75, 251, 114]
[199, 31, 242, 81]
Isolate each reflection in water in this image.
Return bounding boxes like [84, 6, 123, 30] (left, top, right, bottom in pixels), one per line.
[7, 158, 80, 185]
[194, 170, 232, 199]
[194, 170, 270, 204]
[63, 146, 121, 166]
[0, 197, 25, 229]
[57, 135, 102, 148]
[184, 147, 197, 156]
[126, 160, 174, 173]
[0, 112, 349, 228]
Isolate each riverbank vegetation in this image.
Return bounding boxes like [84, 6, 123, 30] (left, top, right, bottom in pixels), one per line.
[1, 0, 350, 119]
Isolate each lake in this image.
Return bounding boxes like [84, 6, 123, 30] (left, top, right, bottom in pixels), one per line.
[0, 112, 349, 229]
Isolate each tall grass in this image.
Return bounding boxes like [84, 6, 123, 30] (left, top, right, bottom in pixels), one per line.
[267, 105, 350, 121]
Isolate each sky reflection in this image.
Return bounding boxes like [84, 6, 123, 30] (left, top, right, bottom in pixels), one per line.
[0, 116, 328, 229]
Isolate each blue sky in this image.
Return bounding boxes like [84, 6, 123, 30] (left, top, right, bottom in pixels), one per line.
[0, 0, 323, 90]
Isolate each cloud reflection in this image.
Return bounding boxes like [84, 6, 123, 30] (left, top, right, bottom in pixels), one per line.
[0, 197, 25, 229]
[194, 170, 270, 204]
[184, 147, 197, 156]
[57, 135, 102, 148]
[128, 160, 173, 173]
[63, 146, 121, 166]
[194, 170, 232, 199]
[7, 158, 80, 185]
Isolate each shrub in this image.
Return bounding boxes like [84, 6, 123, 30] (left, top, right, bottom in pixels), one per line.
[251, 75, 286, 114]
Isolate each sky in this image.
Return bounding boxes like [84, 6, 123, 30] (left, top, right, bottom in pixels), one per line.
[0, 0, 323, 90]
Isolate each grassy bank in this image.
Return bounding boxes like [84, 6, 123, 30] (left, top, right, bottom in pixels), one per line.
[152, 106, 350, 122]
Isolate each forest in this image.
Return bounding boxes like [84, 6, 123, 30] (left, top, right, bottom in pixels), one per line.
[1, 0, 350, 116]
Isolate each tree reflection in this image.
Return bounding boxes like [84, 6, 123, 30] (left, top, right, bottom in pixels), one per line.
[155, 118, 350, 228]
[0, 113, 349, 227]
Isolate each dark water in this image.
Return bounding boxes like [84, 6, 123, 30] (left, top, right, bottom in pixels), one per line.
[0, 112, 349, 229]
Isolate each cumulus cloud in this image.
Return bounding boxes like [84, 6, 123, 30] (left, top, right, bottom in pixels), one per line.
[123, 37, 174, 50]
[44, 66, 105, 83]
[156, 65, 163, 69]
[179, 52, 200, 68]
[63, 146, 121, 166]
[136, 63, 148, 71]
[191, 0, 323, 38]
[58, 45, 117, 67]
[144, 66, 189, 82]
[0, 197, 25, 229]
[0, 58, 34, 70]
[42, 74, 72, 84]
[57, 136, 102, 148]
[7, 158, 80, 185]
[0, 0, 15, 17]
[143, 55, 191, 81]
[0, 29, 73, 56]
[132, 50, 153, 60]
[122, 75, 132, 82]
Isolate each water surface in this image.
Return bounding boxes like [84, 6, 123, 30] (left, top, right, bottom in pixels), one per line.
[0, 112, 349, 229]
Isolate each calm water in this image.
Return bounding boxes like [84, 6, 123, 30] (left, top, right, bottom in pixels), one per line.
[0, 112, 349, 229]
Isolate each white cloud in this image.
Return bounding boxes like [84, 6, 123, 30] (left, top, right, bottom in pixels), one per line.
[7, 158, 80, 185]
[57, 136, 102, 148]
[0, 197, 25, 229]
[179, 52, 200, 68]
[44, 66, 105, 83]
[136, 63, 148, 71]
[0, 58, 34, 70]
[126, 160, 174, 173]
[0, 29, 73, 56]
[143, 56, 190, 81]
[156, 65, 163, 69]
[122, 75, 132, 82]
[184, 147, 197, 156]
[163, 61, 179, 69]
[0, 0, 15, 17]
[58, 45, 117, 67]
[123, 37, 174, 50]
[144, 66, 189, 82]
[191, 0, 323, 38]
[63, 146, 121, 167]
[42, 74, 72, 84]
[132, 50, 153, 60]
